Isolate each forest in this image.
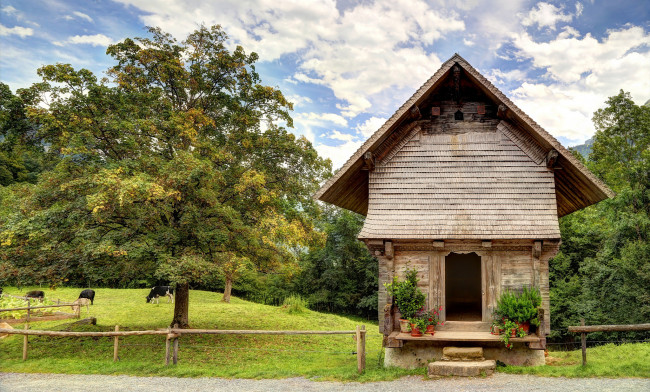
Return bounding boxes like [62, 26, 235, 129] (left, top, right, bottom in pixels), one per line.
[0, 26, 648, 341]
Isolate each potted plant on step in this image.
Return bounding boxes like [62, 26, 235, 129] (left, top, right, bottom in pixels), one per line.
[408, 314, 428, 337]
[385, 268, 426, 333]
[422, 307, 441, 335]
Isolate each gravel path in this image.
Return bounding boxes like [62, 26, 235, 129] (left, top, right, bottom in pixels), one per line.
[1, 373, 648, 392]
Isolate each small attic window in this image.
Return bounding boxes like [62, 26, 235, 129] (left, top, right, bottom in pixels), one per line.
[454, 110, 464, 121]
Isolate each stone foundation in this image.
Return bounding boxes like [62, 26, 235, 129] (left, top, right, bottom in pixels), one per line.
[384, 341, 544, 369]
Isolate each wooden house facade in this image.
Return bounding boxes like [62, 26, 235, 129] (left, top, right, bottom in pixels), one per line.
[314, 54, 613, 367]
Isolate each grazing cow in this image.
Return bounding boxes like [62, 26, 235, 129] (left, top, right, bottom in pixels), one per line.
[146, 286, 174, 304]
[25, 290, 45, 301]
[78, 289, 95, 305]
[72, 298, 91, 314]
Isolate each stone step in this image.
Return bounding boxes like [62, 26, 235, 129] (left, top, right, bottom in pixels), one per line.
[442, 346, 484, 361]
[428, 360, 496, 377]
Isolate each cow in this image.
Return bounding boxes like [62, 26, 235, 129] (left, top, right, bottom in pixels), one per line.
[25, 290, 45, 301]
[72, 297, 91, 314]
[146, 286, 174, 304]
[78, 289, 95, 305]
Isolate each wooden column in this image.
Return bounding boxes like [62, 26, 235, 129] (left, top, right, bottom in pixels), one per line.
[532, 241, 542, 288]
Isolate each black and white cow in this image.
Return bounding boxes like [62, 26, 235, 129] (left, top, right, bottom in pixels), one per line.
[78, 289, 95, 305]
[146, 286, 174, 304]
[25, 290, 45, 301]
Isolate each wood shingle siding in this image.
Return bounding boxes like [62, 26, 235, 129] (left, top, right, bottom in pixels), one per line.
[359, 122, 560, 240]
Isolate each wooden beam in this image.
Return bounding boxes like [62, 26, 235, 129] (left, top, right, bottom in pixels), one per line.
[482, 240, 492, 248]
[361, 151, 375, 171]
[546, 149, 559, 168]
[433, 240, 444, 248]
[385, 241, 393, 260]
[533, 240, 542, 288]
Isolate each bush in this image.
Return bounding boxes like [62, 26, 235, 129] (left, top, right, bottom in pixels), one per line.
[282, 295, 308, 314]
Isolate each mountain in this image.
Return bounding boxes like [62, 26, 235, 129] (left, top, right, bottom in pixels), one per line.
[571, 137, 594, 158]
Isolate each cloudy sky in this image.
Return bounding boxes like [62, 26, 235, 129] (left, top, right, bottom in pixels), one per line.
[1, 0, 648, 168]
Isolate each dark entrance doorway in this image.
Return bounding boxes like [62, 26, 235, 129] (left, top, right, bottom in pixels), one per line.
[445, 252, 482, 321]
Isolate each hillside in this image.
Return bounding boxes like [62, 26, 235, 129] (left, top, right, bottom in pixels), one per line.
[571, 138, 594, 158]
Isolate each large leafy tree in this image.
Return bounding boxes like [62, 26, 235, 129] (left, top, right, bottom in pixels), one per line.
[0, 26, 330, 327]
[549, 91, 649, 341]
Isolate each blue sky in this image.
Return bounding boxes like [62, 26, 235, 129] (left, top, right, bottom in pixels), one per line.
[1, 0, 648, 168]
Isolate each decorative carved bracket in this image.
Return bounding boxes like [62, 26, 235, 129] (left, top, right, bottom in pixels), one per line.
[546, 149, 559, 169]
[361, 151, 375, 171]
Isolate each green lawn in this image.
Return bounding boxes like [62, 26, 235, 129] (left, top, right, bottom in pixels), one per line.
[1, 286, 647, 380]
[0, 286, 423, 381]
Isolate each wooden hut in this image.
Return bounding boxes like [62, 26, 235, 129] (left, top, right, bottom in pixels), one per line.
[314, 54, 613, 368]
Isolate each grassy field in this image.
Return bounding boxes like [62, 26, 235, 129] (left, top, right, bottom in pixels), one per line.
[0, 286, 423, 381]
[1, 286, 648, 380]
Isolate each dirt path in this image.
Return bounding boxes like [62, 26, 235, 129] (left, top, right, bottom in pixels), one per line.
[1, 372, 648, 392]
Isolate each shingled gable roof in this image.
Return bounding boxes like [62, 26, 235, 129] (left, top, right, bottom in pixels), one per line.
[314, 53, 614, 219]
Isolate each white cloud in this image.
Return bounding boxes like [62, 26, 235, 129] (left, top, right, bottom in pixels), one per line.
[63, 34, 114, 47]
[510, 26, 650, 141]
[72, 11, 93, 22]
[0, 23, 33, 38]
[1, 5, 18, 15]
[314, 139, 363, 170]
[520, 2, 574, 30]
[356, 116, 387, 138]
[112, 0, 464, 119]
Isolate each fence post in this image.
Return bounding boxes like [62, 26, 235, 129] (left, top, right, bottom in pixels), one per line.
[22, 324, 28, 361]
[172, 323, 179, 365]
[113, 325, 119, 362]
[26, 301, 31, 322]
[580, 319, 587, 366]
[356, 325, 366, 373]
[165, 327, 171, 366]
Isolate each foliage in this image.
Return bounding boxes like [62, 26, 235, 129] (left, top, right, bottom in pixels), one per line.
[384, 268, 425, 320]
[0, 295, 57, 319]
[294, 207, 378, 319]
[548, 90, 650, 342]
[282, 295, 308, 314]
[0, 25, 331, 327]
[495, 287, 540, 326]
[421, 307, 441, 326]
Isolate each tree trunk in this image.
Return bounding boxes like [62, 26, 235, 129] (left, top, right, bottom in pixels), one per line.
[171, 283, 190, 328]
[222, 276, 232, 303]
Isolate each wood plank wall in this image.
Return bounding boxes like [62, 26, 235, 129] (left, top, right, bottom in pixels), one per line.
[377, 241, 558, 335]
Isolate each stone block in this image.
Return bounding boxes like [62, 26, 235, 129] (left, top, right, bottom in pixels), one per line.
[428, 360, 496, 377]
[442, 346, 484, 361]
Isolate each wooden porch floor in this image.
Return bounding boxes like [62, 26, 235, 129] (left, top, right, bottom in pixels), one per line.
[389, 330, 542, 343]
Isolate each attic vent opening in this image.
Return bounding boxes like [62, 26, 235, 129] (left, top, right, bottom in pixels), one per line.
[454, 110, 464, 121]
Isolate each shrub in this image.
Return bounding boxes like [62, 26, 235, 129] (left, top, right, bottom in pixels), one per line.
[282, 295, 308, 314]
[384, 268, 426, 319]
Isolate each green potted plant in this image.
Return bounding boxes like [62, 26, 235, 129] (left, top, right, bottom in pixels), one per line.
[500, 319, 525, 349]
[422, 307, 441, 335]
[495, 287, 542, 335]
[407, 315, 428, 337]
[385, 268, 426, 333]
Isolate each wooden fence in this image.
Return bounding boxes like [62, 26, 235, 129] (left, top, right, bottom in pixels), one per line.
[0, 325, 367, 373]
[0, 302, 81, 323]
[567, 319, 650, 365]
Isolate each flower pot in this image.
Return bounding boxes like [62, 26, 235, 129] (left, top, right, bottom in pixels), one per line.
[410, 324, 423, 337]
[399, 319, 409, 333]
[491, 326, 502, 335]
[518, 321, 530, 334]
[509, 328, 517, 338]
[425, 325, 435, 335]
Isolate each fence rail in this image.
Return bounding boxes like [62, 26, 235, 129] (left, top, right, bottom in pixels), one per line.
[0, 301, 80, 323]
[568, 320, 650, 365]
[0, 325, 367, 373]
